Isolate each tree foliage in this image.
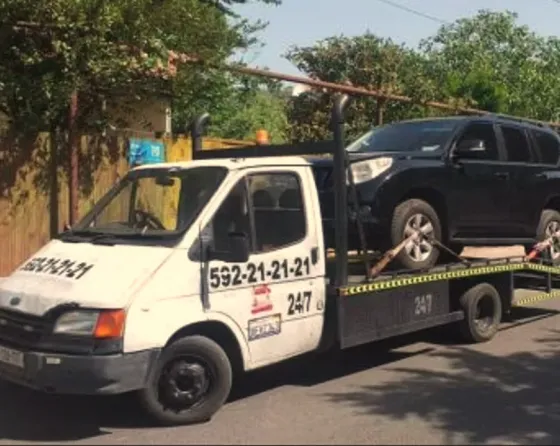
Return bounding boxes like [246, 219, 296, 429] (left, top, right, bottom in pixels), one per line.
[285, 34, 445, 141]
[285, 10, 560, 142]
[0, 0, 282, 134]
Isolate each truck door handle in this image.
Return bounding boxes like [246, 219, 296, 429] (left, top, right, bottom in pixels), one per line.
[311, 247, 319, 265]
[494, 172, 509, 180]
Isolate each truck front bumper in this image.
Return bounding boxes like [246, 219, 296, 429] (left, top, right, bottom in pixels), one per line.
[0, 347, 161, 395]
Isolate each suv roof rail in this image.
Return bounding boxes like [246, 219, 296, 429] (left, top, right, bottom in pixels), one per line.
[482, 112, 558, 130]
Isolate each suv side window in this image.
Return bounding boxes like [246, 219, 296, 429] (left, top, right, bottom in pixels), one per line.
[248, 172, 306, 253]
[456, 123, 499, 160]
[500, 125, 532, 163]
[532, 129, 560, 165]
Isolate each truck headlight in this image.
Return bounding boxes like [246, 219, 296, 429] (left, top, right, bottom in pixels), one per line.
[348, 157, 393, 185]
[53, 309, 125, 338]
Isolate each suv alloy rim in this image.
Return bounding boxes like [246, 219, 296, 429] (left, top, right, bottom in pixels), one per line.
[403, 213, 434, 263]
[545, 220, 560, 260]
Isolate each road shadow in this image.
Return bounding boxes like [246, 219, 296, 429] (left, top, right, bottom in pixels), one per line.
[0, 329, 445, 442]
[324, 326, 560, 445]
[0, 305, 556, 443]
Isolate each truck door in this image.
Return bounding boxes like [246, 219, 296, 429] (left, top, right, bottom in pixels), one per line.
[200, 166, 326, 369]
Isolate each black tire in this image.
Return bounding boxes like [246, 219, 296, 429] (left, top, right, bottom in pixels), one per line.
[390, 198, 442, 270]
[137, 335, 233, 426]
[458, 283, 502, 343]
[535, 209, 560, 266]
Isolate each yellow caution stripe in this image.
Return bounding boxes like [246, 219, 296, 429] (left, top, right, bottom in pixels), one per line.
[340, 261, 560, 296]
[513, 289, 560, 307]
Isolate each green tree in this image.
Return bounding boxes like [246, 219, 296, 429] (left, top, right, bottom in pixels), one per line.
[284, 34, 441, 142]
[421, 10, 560, 121]
[0, 0, 281, 134]
[207, 77, 289, 143]
[173, 69, 289, 142]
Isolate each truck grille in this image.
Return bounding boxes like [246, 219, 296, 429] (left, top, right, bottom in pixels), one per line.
[0, 309, 50, 347]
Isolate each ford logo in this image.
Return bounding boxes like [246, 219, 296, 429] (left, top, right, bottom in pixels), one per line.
[9, 297, 21, 306]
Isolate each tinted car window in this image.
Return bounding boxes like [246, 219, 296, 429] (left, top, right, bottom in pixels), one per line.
[346, 119, 460, 153]
[532, 129, 560, 165]
[500, 125, 532, 162]
[455, 122, 499, 161]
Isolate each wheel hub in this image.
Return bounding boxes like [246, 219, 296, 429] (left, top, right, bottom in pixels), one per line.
[545, 220, 560, 260]
[159, 360, 210, 411]
[403, 213, 435, 263]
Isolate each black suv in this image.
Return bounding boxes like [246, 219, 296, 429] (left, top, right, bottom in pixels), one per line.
[311, 115, 560, 270]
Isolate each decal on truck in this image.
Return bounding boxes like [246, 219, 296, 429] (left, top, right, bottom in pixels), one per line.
[248, 314, 282, 341]
[287, 291, 312, 316]
[251, 284, 274, 314]
[19, 257, 94, 280]
[209, 256, 311, 290]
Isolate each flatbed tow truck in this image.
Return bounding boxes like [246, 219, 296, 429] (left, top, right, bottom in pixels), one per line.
[0, 96, 560, 426]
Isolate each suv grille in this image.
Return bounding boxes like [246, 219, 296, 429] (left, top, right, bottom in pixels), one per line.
[0, 309, 51, 348]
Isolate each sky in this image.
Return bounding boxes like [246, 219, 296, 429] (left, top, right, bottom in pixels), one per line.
[234, 0, 560, 75]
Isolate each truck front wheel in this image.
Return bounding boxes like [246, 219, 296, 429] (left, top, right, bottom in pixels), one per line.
[137, 335, 233, 426]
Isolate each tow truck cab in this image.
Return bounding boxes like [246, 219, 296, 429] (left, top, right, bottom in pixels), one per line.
[0, 154, 332, 405]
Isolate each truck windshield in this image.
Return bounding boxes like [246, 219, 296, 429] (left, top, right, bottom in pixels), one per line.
[346, 119, 460, 153]
[68, 166, 227, 238]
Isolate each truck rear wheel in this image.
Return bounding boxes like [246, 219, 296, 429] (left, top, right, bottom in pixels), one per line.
[458, 283, 502, 343]
[137, 335, 233, 426]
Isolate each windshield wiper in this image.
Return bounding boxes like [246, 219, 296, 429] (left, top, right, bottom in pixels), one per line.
[58, 229, 119, 245]
[58, 229, 96, 243]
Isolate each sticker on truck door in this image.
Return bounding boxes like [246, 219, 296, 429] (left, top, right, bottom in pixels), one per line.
[287, 291, 312, 315]
[209, 256, 311, 290]
[248, 314, 282, 341]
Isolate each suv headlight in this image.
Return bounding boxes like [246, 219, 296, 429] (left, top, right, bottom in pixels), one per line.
[53, 309, 125, 338]
[348, 157, 393, 185]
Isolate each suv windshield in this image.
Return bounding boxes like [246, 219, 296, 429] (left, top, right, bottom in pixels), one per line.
[67, 166, 227, 239]
[346, 119, 460, 153]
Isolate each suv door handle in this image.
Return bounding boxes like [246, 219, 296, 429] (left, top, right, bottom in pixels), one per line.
[494, 172, 509, 180]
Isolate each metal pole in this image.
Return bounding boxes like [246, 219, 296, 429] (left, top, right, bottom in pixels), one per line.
[190, 113, 210, 156]
[68, 90, 79, 226]
[331, 94, 351, 287]
[49, 130, 59, 237]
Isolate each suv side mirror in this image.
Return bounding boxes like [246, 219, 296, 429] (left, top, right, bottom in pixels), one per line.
[455, 138, 486, 156]
[208, 232, 250, 263]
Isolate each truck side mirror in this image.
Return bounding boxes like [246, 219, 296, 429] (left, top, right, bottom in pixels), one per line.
[208, 232, 250, 263]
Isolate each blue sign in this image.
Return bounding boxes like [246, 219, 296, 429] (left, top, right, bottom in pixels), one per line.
[128, 138, 165, 166]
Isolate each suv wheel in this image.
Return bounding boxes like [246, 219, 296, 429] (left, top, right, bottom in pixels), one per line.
[536, 209, 560, 265]
[390, 199, 442, 270]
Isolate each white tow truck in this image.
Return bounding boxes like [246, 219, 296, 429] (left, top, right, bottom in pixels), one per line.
[0, 97, 559, 426]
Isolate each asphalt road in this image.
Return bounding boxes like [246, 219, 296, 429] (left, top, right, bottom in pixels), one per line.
[1, 289, 560, 445]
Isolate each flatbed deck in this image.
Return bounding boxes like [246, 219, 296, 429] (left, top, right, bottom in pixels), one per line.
[330, 255, 560, 350]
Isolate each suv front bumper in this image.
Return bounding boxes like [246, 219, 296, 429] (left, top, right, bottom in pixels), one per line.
[0, 346, 160, 395]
